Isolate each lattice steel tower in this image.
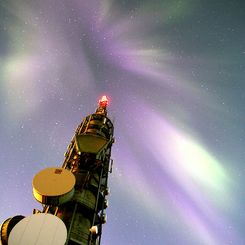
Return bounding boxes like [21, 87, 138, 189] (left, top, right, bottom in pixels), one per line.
[0, 96, 115, 245]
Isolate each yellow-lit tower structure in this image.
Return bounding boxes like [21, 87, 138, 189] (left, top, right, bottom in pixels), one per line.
[0, 95, 115, 245]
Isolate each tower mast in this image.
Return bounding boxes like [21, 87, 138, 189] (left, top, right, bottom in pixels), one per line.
[1, 95, 115, 245]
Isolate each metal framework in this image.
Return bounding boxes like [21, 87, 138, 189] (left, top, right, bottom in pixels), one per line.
[0, 96, 115, 245]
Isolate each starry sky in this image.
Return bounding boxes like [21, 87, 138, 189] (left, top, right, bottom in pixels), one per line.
[0, 1, 245, 244]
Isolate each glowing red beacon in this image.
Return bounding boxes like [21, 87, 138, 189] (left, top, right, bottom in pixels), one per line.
[99, 95, 109, 107]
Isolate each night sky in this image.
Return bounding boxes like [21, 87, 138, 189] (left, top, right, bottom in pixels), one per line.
[0, 1, 245, 244]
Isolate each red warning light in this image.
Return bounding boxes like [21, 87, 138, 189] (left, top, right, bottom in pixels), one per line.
[99, 95, 109, 107]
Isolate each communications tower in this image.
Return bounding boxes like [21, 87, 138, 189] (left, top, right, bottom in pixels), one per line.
[0, 95, 115, 245]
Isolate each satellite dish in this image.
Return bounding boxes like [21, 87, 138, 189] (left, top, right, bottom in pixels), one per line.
[8, 213, 67, 245]
[0, 215, 25, 245]
[32, 167, 75, 205]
